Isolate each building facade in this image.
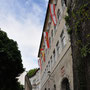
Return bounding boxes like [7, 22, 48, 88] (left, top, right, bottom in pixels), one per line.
[38, 0, 73, 90]
[30, 69, 41, 90]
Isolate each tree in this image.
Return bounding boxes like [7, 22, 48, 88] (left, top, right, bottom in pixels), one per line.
[0, 30, 24, 90]
[27, 68, 39, 78]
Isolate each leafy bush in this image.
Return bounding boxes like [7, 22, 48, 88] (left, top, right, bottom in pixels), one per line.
[27, 68, 38, 78]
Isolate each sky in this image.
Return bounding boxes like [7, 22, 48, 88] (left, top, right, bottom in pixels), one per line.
[0, 0, 49, 71]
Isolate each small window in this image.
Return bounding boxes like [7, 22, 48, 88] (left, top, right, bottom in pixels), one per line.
[49, 16, 52, 23]
[61, 0, 67, 8]
[60, 30, 66, 48]
[45, 49, 47, 58]
[48, 61, 50, 71]
[57, 9, 61, 23]
[54, 25, 57, 34]
[53, 49, 56, 62]
[54, 0, 58, 6]
[51, 30, 54, 42]
[49, 37, 51, 48]
[54, 84, 56, 90]
[45, 69, 46, 74]
[56, 41, 60, 57]
[50, 56, 53, 67]
[46, 65, 48, 73]
[54, 25, 56, 30]
[51, 29, 53, 38]
[47, 22, 51, 31]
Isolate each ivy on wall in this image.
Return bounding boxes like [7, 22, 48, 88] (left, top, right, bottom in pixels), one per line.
[65, 1, 90, 58]
[64, 1, 90, 90]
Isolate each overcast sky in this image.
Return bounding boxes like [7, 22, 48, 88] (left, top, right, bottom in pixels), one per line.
[0, 0, 49, 71]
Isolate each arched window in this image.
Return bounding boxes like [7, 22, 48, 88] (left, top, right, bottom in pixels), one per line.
[61, 78, 70, 90]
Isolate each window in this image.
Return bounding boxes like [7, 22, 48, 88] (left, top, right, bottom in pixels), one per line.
[47, 16, 52, 31]
[60, 30, 66, 48]
[51, 29, 53, 38]
[49, 37, 51, 48]
[48, 61, 50, 71]
[54, 25, 56, 30]
[53, 49, 56, 62]
[61, 0, 67, 8]
[51, 29, 54, 42]
[54, 25, 57, 34]
[54, 0, 58, 5]
[33, 79, 36, 83]
[40, 54, 43, 65]
[57, 9, 61, 23]
[43, 71, 45, 79]
[45, 49, 47, 59]
[49, 16, 52, 23]
[56, 41, 60, 57]
[50, 56, 52, 67]
[47, 22, 51, 31]
[46, 65, 48, 74]
[45, 69, 46, 76]
[54, 84, 56, 90]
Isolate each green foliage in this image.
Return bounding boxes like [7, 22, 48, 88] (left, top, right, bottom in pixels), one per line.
[81, 43, 90, 57]
[65, 2, 90, 33]
[76, 40, 82, 46]
[65, 15, 69, 24]
[27, 68, 38, 78]
[67, 28, 72, 34]
[65, 0, 90, 90]
[0, 30, 24, 90]
[65, 2, 90, 57]
[87, 34, 90, 38]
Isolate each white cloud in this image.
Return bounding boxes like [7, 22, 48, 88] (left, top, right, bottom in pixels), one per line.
[45, 0, 49, 7]
[25, 0, 31, 5]
[0, 0, 45, 71]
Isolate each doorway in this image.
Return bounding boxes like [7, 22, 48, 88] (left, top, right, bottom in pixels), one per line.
[61, 78, 70, 90]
